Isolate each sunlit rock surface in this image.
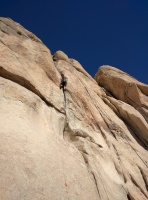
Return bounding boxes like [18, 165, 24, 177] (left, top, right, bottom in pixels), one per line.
[0, 17, 148, 200]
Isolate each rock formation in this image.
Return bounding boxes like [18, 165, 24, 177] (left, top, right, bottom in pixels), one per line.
[0, 17, 148, 200]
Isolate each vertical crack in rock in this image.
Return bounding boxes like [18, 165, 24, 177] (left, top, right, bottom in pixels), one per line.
[124, 138, 148, 168]
[130, 175, 148, 199]
[92, 172, 101, 199]
[80, 153, 101, 199]
[76, 77, 112, 145]
[127, 193, 132, 200]
[112, 144, 127, 183]
[95, 89, 148, 168]
[61, 87, 104, 200]
[53, 62, 68, 138]
[92, 156, 110, 200]
[81, 153, 110, 200]
[98, 127, 110, 148]
[60, 83, 109, 199]
[138, 166, 148, 192]
[62, 89, 69, 139]
[84, 83, 120, 141]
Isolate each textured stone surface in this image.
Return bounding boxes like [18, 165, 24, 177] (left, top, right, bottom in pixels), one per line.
[95, 65, 148, 122]
[0, 17, 148, 200]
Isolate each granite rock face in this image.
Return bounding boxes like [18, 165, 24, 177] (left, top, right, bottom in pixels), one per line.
[0, 17, 148, 200]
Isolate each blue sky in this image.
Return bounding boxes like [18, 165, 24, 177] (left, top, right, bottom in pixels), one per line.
[1, 0, 148, 84]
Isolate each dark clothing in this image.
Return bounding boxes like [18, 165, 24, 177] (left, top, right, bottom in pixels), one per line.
[60, 75, 68, 90]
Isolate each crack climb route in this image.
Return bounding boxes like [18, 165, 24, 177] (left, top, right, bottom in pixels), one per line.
[75, 76, 110, 200]
[62, 87, 69, 139]
[63, 89, 67, 110]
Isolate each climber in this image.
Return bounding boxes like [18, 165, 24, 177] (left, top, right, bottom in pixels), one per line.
[60, 73, 68, 91]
